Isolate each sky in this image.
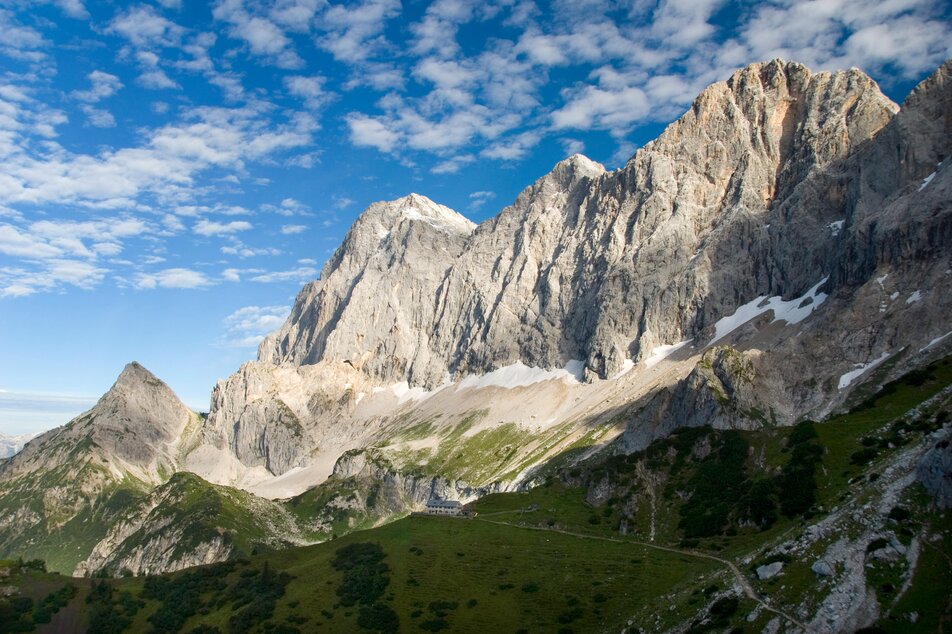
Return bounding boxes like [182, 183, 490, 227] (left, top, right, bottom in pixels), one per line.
[0, 0, 949, 435]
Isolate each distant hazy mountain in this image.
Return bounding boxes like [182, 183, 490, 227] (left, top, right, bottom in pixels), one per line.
[0, 433, 36, 459]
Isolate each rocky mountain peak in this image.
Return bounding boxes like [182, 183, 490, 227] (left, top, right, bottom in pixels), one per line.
[357, 193, 476, 237]
[0, 362, 193, 485]
[549, 153, 606, 182]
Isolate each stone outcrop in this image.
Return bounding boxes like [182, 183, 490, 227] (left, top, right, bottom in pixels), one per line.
[917, 427, 952, 508]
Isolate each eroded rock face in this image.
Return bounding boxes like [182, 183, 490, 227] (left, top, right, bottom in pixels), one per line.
[259, 60, 906, 387]
[917, 426, 952, 508]
[212, 59, 952, 478]
[259, 194, 476, 387]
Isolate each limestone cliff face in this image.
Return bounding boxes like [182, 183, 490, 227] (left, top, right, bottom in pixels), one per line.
[259, 194, 476, 387]
[257, 60, 923, 386]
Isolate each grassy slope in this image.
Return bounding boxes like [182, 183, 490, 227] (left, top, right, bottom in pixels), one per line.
[2, 355, 950, 632]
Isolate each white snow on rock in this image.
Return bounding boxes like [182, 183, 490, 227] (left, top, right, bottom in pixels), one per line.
[644, 340, 694, 369]
[906, 290, 922, 304]
[890, 292, 900, 301]
[920, 331, 952, 352]
[610, 359, 636, 379]
[457, 360, 584, 391]
[828, 220, 845, 236]
[401, 202, 477, 233]
[876, 274, 888, 288]
[838, 352, 890, 390]
[918, 171, 936, 191]
[710, 277, 828, 344]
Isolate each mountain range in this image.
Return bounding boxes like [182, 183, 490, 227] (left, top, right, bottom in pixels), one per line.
[0, 58, 950, 632]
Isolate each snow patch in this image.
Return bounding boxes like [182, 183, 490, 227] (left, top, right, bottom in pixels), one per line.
[828, 220, 845, 236]
[838, 352, 890, 390]
[876, 274, 888, 288]
[890, 292, 899, 301]
[644, 340, 693, 369]
[457, 360, 584, 391]
[611, 359, 635, 379]
[710, 277, 828, 345]
[918, 171, 936, 191]
[401, 204, 476, 234]
[921, 331, 952, 352]
[906, 290, 922, 304]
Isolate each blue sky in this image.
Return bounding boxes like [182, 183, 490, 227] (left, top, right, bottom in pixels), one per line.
[0, 0, 949, 434]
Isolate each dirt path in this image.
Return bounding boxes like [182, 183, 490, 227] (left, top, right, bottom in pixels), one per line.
[475, 517, 811, 632]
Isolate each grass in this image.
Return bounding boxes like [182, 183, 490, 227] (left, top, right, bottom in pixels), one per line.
[109, 514, 722, 633]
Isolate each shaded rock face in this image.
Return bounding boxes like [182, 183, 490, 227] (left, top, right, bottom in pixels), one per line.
[259, 59, 947, 388]
[917, 427, 952, 508]
[331, 450, 506, 509]
[619, 346, 772, 451]
[195, 360, 376, 476]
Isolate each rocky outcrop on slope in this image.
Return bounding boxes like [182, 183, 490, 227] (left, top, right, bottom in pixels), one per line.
[332, 449, 506, 509]
[75, 472, 302, 577]
[917, 424, 952, 508]
[188, 360, 378, 479]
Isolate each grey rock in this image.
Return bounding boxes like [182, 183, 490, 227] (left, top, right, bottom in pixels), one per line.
[916, 426, 952, 507]
[756, 561, 784, 580]
[812, 559, 835, 577]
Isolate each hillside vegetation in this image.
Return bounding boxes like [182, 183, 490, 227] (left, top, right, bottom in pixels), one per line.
[1, 356, 950, 632]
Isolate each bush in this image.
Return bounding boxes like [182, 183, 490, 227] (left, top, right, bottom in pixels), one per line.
[357, 603, 399, 632]
[850, 448, 879, 466]
[332, 543, 390, 607]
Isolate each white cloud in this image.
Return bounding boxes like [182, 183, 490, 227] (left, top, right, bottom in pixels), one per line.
[431, 154, 474, 174]
[71, 71, 123, 103]
[0, 224, 62, 258]
[0, 10, 48, 61]
[270, 0, 322, 31]
[552, 85, 650, 132]
[249, 266, 317, 283]
[285, 75, 330, 109]
[221, 267, 242, 282]
[0, 258, 107, 297]
[108, 5, 185, 49]
[135, 267, 212, 289]
[194, 219, 252, 236]
[214, 0, 303, 68]
[220, 244, 281, 257]
[221, 304, 290, 347]
[318, 0, 401, 62]
[80, 105, 116, 128]
[281, 224, 307, 234]
[560, 138, 585, 156]
[138, 69, 180, 90]
[0, 104, 315, 207]
[346, 113, 400, 152]
[468, 189, 495, 209]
